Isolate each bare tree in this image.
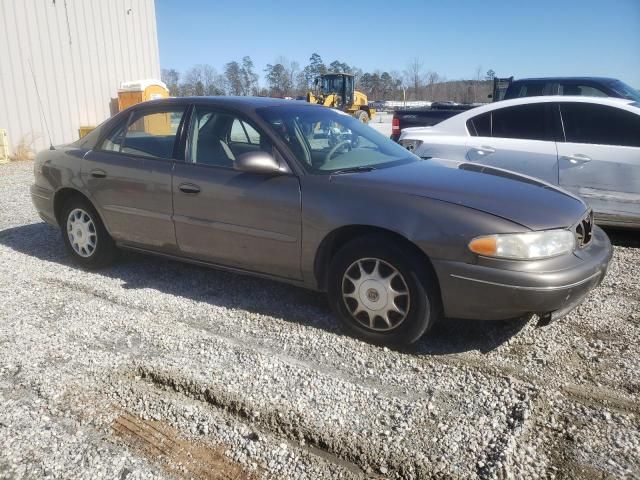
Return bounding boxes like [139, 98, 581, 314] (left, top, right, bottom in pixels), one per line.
[473, 65, 483, 102]
[240, 56, 259, 95]
[405, 57, 424, 100]
[424, 70, 440, 100]
[182, 64, 224, 96]
[289, 61, 300, 96]
[161, 68, 180, 96]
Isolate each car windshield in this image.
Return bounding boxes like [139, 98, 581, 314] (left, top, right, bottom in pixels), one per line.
[608, 79, 640, 102]
[257, 105, 418, 174]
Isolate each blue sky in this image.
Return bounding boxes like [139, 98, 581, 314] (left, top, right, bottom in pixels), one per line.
[155, 0, 640, 87]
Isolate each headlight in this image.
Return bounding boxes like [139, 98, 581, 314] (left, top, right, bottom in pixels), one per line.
[468, 229, 575, 260]
[399, 139, 423, 152]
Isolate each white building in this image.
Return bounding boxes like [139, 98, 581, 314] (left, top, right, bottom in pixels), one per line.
[0, 0, 161, 155]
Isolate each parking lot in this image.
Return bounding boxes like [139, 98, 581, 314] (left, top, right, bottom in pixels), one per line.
[0, 159, 639, 479]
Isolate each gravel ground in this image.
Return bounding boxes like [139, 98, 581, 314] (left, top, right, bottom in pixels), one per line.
[1, 160, 638, 479]
[368, 112, 393, 138]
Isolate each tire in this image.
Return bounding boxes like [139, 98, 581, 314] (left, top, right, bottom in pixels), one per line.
[355, 110, 369, 123]
[327, 235, 441, 346]
[60, 196, 118, 269]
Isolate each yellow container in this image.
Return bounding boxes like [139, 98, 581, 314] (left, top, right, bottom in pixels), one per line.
[78, 126, 95, 138]
[117, 79, 169, 111]
[0, 129, 9, 163]
[117, 80, 171, 135]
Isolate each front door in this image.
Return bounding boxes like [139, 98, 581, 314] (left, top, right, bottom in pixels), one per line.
[465, 103, 559, 184]
[172, 107, 302, 280]
[82, 105, 187, 250]
[557, 102, 640, 226]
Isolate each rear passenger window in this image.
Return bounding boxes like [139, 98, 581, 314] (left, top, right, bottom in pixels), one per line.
[467, 112, 491, 136]
[515, 84, 545, 97]
[559, 85, 608, 97]
[560, 103, 640, 147]
[467, 104, 551, 141]
[492, 104, 550, 140]
[100, 107, 185, 159]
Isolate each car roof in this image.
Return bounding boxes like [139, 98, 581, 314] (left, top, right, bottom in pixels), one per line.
[483, 95, 633, 109]
[136, 95, 320, 112]
[512, 77, 618, 83]
[449, 95, 635, 120]
[401, 96, 638, 138]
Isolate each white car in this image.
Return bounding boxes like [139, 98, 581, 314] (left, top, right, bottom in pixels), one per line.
[399, 96, 640, 228]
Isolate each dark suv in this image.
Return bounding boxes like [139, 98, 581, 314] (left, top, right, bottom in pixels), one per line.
[503, 77, 640, 102]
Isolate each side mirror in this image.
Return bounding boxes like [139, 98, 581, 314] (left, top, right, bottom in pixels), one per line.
[234, 151, 281, 174]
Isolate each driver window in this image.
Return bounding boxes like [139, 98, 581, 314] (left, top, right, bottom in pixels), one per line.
[259, 107, 414, 174]
[189, 108, 273, 168]
[277, 115, 381, 169]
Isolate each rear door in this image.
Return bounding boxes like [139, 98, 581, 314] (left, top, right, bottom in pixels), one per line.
[82, 105, 186, 250]
[557, 102, 640, 225]
[172, 106, 302, 279]
[465, 103, 559, 184]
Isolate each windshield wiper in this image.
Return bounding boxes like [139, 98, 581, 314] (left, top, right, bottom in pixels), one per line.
[330, 166, 377, 175]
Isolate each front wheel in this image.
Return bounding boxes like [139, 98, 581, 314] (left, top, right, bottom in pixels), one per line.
[327, 236, 441, 346]
[354, 110, 369, 123]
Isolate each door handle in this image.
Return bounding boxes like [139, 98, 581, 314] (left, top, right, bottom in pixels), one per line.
[563, 154, 591, 164]
[178, 183, 201, 194]
[473, 146, 496, 155]
[90, 169, 106, 178]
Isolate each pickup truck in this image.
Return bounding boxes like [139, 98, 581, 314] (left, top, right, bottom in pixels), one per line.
[391, 103, 479, 142]
[391, 76, 640, 141]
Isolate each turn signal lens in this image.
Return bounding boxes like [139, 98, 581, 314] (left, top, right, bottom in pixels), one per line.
[468, 236, 498, 256]
[469, 230, 575, 260]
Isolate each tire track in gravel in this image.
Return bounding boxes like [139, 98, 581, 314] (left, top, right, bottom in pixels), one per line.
[96, 284, 639, 478]
[118, 375, 367, 478]
[113, 411, 253, 480]
[128, 365, 531, 479]
[39, 273, 640, 419]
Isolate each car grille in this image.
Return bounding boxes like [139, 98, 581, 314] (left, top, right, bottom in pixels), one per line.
[574, 210, 594, 247]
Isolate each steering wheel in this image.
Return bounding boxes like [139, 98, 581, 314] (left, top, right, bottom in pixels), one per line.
[325, 140, 352, 163]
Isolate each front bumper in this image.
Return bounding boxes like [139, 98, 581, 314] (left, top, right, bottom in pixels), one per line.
[432, 226, 613, 321]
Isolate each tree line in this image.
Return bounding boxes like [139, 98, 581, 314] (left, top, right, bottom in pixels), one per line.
[161, 54, 497, 104]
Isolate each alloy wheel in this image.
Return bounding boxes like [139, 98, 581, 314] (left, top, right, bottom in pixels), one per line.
[66, 208, 97, 258]
[341, 257, 410, 331]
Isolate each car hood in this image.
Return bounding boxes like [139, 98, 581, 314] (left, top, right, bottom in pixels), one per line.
[330, 158, 587, 230]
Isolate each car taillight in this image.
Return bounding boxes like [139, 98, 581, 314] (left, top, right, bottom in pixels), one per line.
[392, 116, 400, 134]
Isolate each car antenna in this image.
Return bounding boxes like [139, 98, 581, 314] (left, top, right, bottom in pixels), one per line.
[28, 59, 55, 150]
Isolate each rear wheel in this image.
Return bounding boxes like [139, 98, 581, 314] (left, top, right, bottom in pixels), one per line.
[355, 110, 369, 123]
[327, 235, 441, 346]
[60, 197, 117, 269]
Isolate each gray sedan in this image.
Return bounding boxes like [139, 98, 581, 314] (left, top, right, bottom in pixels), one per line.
[31, 97, 612, 345]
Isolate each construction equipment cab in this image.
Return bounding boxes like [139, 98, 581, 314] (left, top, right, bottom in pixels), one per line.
[307, 73, 375, 123]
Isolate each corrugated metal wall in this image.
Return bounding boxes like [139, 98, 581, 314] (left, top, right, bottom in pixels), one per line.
[0, 0, 160, 154]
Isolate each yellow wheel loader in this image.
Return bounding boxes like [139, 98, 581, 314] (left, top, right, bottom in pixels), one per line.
[306, 73, 376, 123]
